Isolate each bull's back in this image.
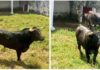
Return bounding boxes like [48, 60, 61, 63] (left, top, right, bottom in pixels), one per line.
[0, 29, 32, 51]
[0, 30, 19, 49]
[76, 25, 91, 45]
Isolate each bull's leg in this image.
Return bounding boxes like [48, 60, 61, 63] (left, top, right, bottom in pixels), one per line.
[89, 16, 94, 30]
[77, 43, 84, 59]
[77, 42, 82, 55]
[93, 50, 98, 65]
[78, 44, 82, 54]
[16, 50, 22, 61]
[85, 50, 90, 63]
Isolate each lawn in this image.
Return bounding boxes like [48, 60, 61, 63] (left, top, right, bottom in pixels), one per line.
[51, 26, 100, 69]
[0, 13, 49, 69]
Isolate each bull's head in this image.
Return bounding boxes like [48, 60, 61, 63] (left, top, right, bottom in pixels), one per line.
[29, 27, 44, 41]
[87, 32, 99, 44]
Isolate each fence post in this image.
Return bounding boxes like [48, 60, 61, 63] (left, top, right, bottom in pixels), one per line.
[50, 0, 55, 31]
[11, 0, 13, 14]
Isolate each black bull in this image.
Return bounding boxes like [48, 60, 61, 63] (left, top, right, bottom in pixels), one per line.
[76, 24, 100, 64]
[0, 27, 44, 61]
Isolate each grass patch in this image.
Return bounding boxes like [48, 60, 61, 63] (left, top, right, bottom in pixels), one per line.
[0, 13, 49, 69]
[51, 27, 100, 69]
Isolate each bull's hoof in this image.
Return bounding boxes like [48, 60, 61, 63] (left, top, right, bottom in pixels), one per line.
[93, 62, 96, 65]
[87, 60, 90, 64]
[93, 61, 97, 65]
[17, 59, 21, 62]
[80, 52, 83, 57]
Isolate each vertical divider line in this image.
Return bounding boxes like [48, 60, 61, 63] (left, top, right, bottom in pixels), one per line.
[49, 0, 54, 69]
[49, 0, 51, 69]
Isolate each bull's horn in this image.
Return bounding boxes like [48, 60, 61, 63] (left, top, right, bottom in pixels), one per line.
[88, 32, 93, 35]
[29, 28, 34, 31]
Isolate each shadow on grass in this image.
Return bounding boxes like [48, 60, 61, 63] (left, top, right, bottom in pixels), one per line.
[51, 27, 75, 34]
[51, 21, 79, 34]
[0, 59, 41, 69]
[0, 12, 11, 16]
[0, 11, 47, 16]
[80, 52, 100, 68]
[54, 21, 79, 29]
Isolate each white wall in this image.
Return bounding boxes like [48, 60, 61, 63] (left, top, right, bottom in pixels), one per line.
[13, 1, 20, 8]
[0, 1, 11, 8]
[54, 1, 70, 16]
[95, 1, 100, 12]
[0, 1, 20, 9]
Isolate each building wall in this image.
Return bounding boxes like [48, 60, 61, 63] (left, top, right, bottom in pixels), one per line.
[0, 1, 49, 16]
[95, 1, 100, 12]
[54, 1, 70, 16]
[0, 1, 20, 9]
[13, 1, 20, 8]
[0, 1, 11, 9]
[70, 1, 100, 14]
[29, 1, 49, 16]
[54, 1, 100, 16]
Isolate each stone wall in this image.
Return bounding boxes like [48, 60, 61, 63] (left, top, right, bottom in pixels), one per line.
[0, 1, 49, 16]
[70, 1, 98, 14]
[29, 1, 49, 16]
[54, 1, 100, 15]
[54, 1, 70, 16]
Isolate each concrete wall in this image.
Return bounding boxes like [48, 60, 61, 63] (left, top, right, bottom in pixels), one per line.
[54, 1, 100, 16]
[54, 1, 70, 16]
[13, 1, 20, 8]
[0, 1, 49, 16]
[0, 1, 20, 9]
[0, 1, 11, 9]
[29, 1, 49, 16]
[95, 1, 100, 12]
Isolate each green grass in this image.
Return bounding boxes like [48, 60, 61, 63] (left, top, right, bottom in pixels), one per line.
[0, 13, 49, 69]
[51, 27, 100, 69]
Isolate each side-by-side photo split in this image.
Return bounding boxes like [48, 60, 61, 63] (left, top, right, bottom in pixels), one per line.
[0, 0, 49, 69]
[51, 1, 100, 69]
